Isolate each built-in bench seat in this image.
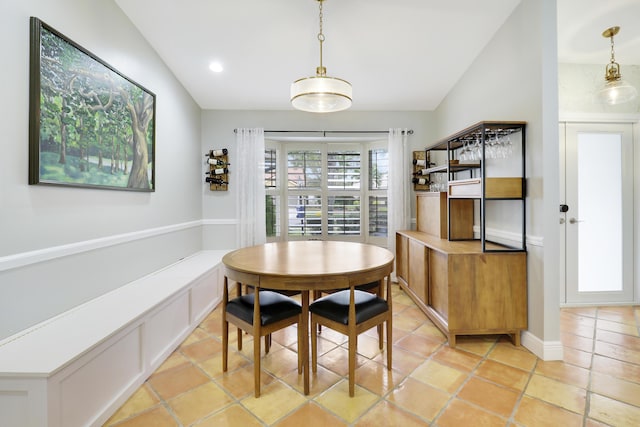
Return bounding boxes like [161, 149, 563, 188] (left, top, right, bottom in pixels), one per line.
[0, 249, 229, 427]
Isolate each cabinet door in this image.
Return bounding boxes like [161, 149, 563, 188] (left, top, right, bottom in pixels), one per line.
[395, 234, 409, 283]
[416, 192, 447, 238]
[429, 250, 448, 321]
[408, 239, 428, 303]
[447, 252, 526, 331]
[448, 199, 474, 240]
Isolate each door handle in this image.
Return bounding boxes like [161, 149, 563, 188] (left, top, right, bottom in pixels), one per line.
[569, 218, 584, 224]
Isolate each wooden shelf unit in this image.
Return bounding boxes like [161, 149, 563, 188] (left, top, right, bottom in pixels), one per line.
[435, 121, 527, 251]
[397, 121, 527, 347]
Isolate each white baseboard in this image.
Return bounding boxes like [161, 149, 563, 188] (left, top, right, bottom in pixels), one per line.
[521, 330, 564, 361]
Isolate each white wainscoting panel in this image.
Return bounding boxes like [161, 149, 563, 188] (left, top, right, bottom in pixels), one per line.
[0, 250, 229, 427]
[58, 327, 142, 427]
[146, 292, 191, 369]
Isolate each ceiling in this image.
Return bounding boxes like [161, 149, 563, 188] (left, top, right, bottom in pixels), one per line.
[114, 0, 640, 112]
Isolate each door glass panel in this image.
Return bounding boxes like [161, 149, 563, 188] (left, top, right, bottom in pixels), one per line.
[577, 132, 622, 292]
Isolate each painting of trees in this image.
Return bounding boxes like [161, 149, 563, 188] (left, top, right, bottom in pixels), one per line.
[29, 18, 155, 191]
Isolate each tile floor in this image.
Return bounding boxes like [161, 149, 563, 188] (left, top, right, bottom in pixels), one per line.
[104, 285, 640, 426]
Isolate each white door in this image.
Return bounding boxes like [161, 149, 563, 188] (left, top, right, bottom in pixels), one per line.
[560, 122, 634, 304]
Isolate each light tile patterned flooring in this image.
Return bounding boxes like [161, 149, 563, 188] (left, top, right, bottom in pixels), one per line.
[105, 285, 640, 426]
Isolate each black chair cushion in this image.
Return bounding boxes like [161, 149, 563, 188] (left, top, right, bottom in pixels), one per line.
[310, 290, 389, 325]
[227, 290, 301, 326]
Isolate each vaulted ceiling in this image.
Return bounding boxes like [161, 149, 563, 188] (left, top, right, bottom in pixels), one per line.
[114, 0, 640, 111]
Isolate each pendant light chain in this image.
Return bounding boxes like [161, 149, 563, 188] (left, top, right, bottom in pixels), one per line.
[317, 0, 326, 76]
[609, 32, 616, 65]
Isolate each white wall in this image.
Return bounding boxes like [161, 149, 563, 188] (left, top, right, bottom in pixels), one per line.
[0, 0, 204, 340]
[434, 0, 561, 351]
[200, 110, 436, 248]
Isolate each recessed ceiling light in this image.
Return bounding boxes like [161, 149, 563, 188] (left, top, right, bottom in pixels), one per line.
[209, 61, 223, 73]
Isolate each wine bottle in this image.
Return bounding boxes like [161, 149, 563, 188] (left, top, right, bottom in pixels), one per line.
[206, 167, 229, 175]
[413, 159, 435, 167]
[412, 178, 429, 185]
[205, 148, 228, 157]
[206, 176, 228, 185]
[206, 158, 230, 166]
[413, 169, 429, 176]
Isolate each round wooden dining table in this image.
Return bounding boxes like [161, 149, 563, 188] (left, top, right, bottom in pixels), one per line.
[222, 240, 395, 395]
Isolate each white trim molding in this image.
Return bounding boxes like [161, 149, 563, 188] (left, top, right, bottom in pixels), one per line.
[521, 330, 564, 361]
[0, 220, 201, 272]
[559, 112, 640, 124]
[0, 220, 235, 272]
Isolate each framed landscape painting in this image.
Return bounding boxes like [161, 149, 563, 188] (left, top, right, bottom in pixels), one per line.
[29, 17, 155, 191]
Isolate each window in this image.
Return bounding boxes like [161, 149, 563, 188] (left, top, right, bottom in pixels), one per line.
[265, 140, 388, 245]
[264, 148, 279, 237]
[368, 148, 388, 238]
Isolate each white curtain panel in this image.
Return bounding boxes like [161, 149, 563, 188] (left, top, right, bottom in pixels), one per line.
[387, 128, 410, 267]
[235, 128, 266, 248]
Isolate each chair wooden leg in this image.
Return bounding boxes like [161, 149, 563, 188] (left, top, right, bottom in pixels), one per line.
[237, 328, 243, 351]
[348, 331, 356, 397]
[222, 319, 229, 372]
[377, 280, 384, 349]
[265, 334, 271, 354]
[297, 315, 303, 374]
[386, 274, 392, 370]
[310, 315, 318, 373]
[222, 275, 230, 371]
[254, 330, 261, 398]
[386, 319, 392, 370]
[313, 291, 322, 334]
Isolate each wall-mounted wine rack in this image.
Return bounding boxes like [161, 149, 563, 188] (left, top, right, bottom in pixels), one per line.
[412, 150, 431, 191]
[205, 148, 229, 191]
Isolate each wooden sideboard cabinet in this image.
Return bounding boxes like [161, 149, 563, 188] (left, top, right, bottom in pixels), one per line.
[396, 230, 527, 347]
[399, 121, 527, 346]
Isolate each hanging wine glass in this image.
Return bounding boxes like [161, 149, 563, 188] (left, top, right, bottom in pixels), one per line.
[504, 135, 513, 158]
[473, 137, 481, 161]
[459, 140, 468, 161]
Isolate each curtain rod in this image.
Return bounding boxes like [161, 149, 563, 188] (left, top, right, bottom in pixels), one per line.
[233, 129, 413, 136]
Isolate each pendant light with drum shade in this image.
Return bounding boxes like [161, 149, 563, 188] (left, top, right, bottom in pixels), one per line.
[290, 0, 352, 113]
[597, 26, 637, 105]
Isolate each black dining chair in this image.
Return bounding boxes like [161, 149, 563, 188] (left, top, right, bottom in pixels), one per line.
[243, 285, 301, 353]
[313, 281, 383, 344]
[222, 277, 303, 397]
[309, 276, 392, 396]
